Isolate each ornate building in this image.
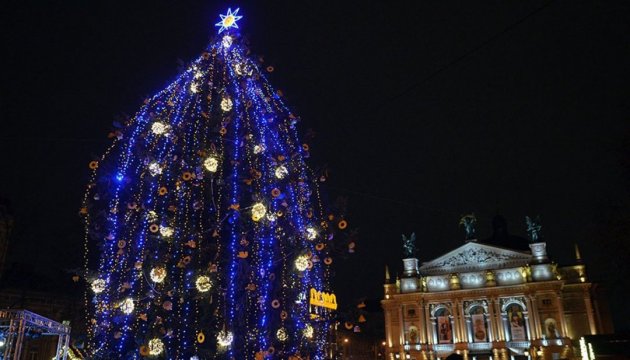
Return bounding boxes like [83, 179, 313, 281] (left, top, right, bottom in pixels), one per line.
[382, 217, 612, 360]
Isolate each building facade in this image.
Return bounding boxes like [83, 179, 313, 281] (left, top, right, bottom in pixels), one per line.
[382, 234, 611, 360]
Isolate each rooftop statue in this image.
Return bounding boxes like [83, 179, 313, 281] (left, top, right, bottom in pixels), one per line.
[459, 213, 477, 240]
[525, 215, 542, 243]
[402, 232, 417, 258]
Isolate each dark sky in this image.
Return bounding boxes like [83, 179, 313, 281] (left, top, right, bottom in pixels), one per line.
[2, 1, 629, 330]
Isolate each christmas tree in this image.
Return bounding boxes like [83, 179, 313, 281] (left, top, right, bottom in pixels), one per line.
[82, 8, 349, 359]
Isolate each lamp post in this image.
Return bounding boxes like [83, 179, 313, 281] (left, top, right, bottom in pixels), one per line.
[342, 337, 350, 359]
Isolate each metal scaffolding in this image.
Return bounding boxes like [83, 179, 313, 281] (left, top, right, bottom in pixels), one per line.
[0, 309, 70, 360]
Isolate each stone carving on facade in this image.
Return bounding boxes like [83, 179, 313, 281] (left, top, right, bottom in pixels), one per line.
[426, 275, 450, 292]
[463, 300, 488, 315]
[421, 243, 531, 275]
[460, 271, 486, 289]
[500, 296, 527, 313]
[429, 303, 451, 318]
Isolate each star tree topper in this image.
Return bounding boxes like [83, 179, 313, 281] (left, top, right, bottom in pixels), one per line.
[215, 8, 243, 34]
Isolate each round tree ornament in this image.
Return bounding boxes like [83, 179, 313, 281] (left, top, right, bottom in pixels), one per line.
[276, 327, 289, 342]
[295, 255, 309, 272]
[217, 330, 233, 347]
[91, 279, 106, 294]
[195, 275, 212, 292]
[120, 298, 135, 315]
[148, 338, 164, 356]
[251, 203, 266, 221]
[203, 156, 219, 173]
[150, 265, 167, 283]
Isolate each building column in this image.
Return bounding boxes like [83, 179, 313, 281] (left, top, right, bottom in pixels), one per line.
[493, 298, 506, 341]
[425, 305, 435, 345]
[487, 298, 496, 342]
[384, 305, 394, 349]
[420, 299, 429, 344]
[555, 292, 570, 338]
[454, 300, 463, 343]
[465, 315, 473, 343]
[583, 290, 597, 335]
[523, 296, 535, 341]
[523, 311, 533, 341]
[527, 295, 541, 340]
[399, 305, 406, 352]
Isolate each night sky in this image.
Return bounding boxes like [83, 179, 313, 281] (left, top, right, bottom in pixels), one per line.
[2, 1, 629, 330]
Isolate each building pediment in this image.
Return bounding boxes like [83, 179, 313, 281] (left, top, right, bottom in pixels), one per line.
[419, 242, 531, 275]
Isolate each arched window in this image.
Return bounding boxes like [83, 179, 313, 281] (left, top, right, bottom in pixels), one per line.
[505, 303, 527, 341]
[469, 306, 489, 343]
[434, 307, 453, 344]
[464, 300, 491, 344]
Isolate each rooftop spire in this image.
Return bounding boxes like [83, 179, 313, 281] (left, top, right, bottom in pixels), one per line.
[574, 243, 583, 263]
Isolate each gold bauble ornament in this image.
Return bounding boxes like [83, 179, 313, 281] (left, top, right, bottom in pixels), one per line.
[276, 327, 289, 342]
[303, 324, 314, 339]
[151, 122, 168, 135]
[91, 279, 106, 294]
[120, 298, 135, 315]
[195, 275, 212, 292]
[217, 330, 233, 347]
[251, 203, 266, 222]
[295, 255, 309, 272]
[148, 338, 164, 356]
[203, 156, 219, 173]
[220, 96, 233, 112]
[150, 265, 167, 283]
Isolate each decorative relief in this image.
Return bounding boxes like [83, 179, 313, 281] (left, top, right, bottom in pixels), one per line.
[460, 272, 486, 289]
[440, 248, 518, 267]
[500, 296, 527, 312]
[421, 243, 531, 275]
[463, 300, 488, 315]
[495, 268, 525, 286]
[429, 303, 452, 317]
[426, 275, 450, 292]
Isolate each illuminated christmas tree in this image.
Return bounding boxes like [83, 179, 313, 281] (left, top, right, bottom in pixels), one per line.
[82, 8, 350, 359]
